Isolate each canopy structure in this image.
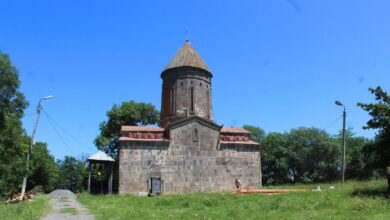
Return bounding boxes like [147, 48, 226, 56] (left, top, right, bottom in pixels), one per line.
[88, 150, 115, 162]
[87, 151, 115, 194]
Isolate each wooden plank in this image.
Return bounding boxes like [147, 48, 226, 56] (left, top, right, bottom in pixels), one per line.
[237, 188, 307, 194]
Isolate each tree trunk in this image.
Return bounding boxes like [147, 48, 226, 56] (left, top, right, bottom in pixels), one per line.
[386, 167, 390, 198]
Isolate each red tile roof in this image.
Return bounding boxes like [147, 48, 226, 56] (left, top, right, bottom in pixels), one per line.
[121, 126, 164, 132]
[221, 140, 259, 145]
[221, 127, 251, 134]
[119, 137, 168, 142]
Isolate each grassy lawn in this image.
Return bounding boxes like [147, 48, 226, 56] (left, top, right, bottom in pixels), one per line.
[78, 179, 390, 220]
[0, 195, 49, 220]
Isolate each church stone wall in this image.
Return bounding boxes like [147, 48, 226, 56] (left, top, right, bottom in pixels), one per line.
[161, 67, 213, 128]
[118, 141, 169, 195]
[119, 121, 261, 195]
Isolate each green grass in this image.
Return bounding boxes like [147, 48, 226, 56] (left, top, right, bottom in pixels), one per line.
[0, 195, 49, 220]
[79, 179, 390, 220]
[60, 207, 78, 215]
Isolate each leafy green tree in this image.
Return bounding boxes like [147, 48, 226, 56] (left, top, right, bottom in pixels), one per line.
[29, 142, 59, 193]
[333, 128, 372, 179]
[94, 101, 160, 156]
[243, 125, 266, 143]
[287, 127, 339, 183]
[0, 51, 29, 198]
[260, 127, 339, 185]
[0, 52, 28, 127]
[261, 132, 290, 184]
[346, 136, 372, 179]
[57, 156, 87, 193]
[357, 86, 390, 169]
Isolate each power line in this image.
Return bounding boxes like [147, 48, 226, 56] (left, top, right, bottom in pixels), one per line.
[42, 109, 96, 151]
[325, 115, 343, 130]
[43, 109, 76, 156]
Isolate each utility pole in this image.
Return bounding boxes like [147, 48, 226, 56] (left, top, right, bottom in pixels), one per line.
[335, 100, 346, 184]
[341, 107, 346, 183]
[20, 95, 53, 200]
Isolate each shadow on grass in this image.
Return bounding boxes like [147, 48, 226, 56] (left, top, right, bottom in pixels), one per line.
[351, 187, 388, 199]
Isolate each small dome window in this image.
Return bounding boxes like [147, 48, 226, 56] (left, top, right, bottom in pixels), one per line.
[192, 128, 199, 142]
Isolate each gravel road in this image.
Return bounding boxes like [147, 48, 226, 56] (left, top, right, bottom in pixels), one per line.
[41, 189, 95, 220]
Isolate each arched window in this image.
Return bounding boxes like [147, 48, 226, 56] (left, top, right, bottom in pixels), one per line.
[192, 128, 199, 142]
[190, 87, 194, 113]
[170, 88, 175, 115]
[207, 90, 210, 119]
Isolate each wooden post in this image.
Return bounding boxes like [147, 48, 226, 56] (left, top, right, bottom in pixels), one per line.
[386, 166, 390, 197]
[88, 162, 92, 193]
[108, 162, 113, 194]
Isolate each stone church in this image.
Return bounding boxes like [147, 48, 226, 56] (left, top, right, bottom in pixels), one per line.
[119, 41, 261, 195]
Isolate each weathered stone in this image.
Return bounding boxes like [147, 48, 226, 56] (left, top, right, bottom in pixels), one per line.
[119, 118, 261, 195]
[118, 41, 261, 195]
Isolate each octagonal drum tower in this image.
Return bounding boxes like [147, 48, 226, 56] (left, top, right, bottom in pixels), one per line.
[160, 40, 213, 128]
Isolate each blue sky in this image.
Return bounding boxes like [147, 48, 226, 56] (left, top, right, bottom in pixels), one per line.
[1, 0, 389, 159]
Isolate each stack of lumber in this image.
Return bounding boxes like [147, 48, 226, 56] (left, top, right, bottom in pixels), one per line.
[5, 192, 36, 204]
[237, 188, 307, 195]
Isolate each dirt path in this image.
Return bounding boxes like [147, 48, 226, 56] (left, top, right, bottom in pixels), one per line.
[41, 189, 95, 220]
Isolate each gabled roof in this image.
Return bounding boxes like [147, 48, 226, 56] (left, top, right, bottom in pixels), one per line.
[163, 41, 210, 73]
[168, 115, 222, 131]
[88, 150, 114, 162]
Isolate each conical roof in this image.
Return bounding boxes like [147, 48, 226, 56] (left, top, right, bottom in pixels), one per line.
[163, 41, 210, 73]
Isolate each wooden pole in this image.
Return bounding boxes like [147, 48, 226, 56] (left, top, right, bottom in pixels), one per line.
[108, 163, 113, 194]
[386, 166, 390, 197]
[341, 108, 346, 183]
[88, 162, 91, 193]
[20, 101, 42, 200]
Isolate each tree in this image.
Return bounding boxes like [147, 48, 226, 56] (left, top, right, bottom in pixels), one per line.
[243, 125, 266, 143]
[29, 142, 59, 193]
[94, 101, 160, 156]
[0, 51, 29, 198]
[357, 87, 390, 133]
[260, 127, 339, 185]
[334, 128, 372, 179]
[57, 156, 87, 193]
[357, 86, 390, 169]
[261, 132, 290, 184]
[287, 127, 339, 183]
[0, 52, 28, 127]
[346, 136, 372, 179]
